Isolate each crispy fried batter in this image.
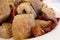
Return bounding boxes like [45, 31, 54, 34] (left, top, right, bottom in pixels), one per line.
[19, 0, 43, 13]
[17, 2, 36, 17]
[31, 26, 45, 37]
[0, 0, 10, 23]
[0, 23, 12, 38]
[42, 5, 55, 19]
[12, 14, 35, 40]
[35, 20, 51, 29]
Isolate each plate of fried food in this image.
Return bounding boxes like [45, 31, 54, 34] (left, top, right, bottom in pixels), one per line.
[0, 0, 60, 40]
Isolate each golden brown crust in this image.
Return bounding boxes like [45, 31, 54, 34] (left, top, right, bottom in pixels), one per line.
[31, 26, 45, 37]
[35, 20, 51, 29]
[17, 2, 36, 17]
[12, 14, 35, 40]
[18, 0, 44, 13]
[0, 23, 12, 39]
[0, 0, 10, 23]
[42, 5, 55, 19]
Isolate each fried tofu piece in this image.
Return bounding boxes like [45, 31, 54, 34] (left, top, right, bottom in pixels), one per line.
[12, 14, 35, 40]
[42, 5, 55, 19]
[31, 26, 45, 37]
[17, 2, 36, 17]
[19, 0, 44, 13]
[0, 0, 10, 23]
[35, 20, 51, 29]
[0, 23, 12, 39]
